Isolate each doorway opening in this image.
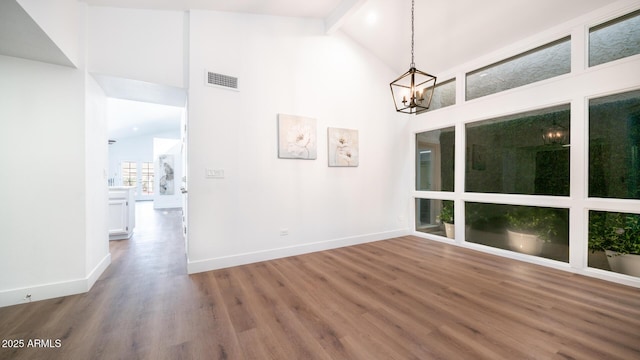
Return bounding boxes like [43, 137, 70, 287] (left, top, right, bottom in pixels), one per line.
[96, 74, 188, 252]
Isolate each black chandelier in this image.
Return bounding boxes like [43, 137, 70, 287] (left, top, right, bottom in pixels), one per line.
[390, 0, 437, 114]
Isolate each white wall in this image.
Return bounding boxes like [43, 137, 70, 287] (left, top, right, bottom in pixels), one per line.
[82, 3, 111, 288]
[85, 73, 110, 285]
[17, 0, 80, 66]
[0, 4, 113, 307]
[88, 6, 184, 88]
[0, 55, 88, 306]
[187, 11, 410, 272]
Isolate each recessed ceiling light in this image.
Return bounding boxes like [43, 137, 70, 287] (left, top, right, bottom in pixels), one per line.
[366, 11, 377, 25]
[133, 127, 138, 131]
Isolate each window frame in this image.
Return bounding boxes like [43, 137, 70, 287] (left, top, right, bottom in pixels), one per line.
[411, 4, 640, 287]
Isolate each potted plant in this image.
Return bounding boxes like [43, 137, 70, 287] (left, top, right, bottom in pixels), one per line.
[438, 201, 455, 239]
[505, 206, 558, 255]
[589, 211, 640, 277]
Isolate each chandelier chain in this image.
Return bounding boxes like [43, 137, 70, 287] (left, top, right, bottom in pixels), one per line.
[411, 0, 415, 68]
[389, 0, 437, 114]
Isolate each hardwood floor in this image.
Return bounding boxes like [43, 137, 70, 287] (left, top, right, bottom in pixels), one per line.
[1, 202, 639, 359]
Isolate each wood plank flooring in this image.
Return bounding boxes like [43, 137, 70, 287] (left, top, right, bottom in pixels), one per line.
[1, 202, 639, 359]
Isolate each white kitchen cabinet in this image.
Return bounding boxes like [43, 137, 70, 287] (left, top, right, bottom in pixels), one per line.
[108, 186, 135, 240]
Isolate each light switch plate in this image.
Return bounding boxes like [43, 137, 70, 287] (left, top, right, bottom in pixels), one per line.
[205, 168, 224, 179]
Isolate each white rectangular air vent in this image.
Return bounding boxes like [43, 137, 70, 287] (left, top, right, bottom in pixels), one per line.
[206, 71, 238, 91]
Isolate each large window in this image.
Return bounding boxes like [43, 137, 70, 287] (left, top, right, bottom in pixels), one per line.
[588, 89, 640, 278]
[588, 211, 640, 277]
[589, 89, 640, 199]
[416, 199, 454, 238]
[466, 37, 571, 100]
[466, 105, 570, 195]
[416, 127, 455, 191]
[413, 7, 640, 284]
[466, 203, 569, 262]
[424, 78, 456, 112]
[589, 9, 640, 67]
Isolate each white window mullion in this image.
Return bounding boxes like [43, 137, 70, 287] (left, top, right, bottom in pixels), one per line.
[569, 98, 587, 270]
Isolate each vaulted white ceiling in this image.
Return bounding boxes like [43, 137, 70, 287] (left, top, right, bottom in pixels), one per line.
[86, 0, 621, 140]
[343, 0, 621, 75]
[83, 0, 622, 74]
[83, 0, 345, 18]
[4, 0, 626, 139]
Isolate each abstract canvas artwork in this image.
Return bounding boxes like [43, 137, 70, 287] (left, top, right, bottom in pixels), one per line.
[278, 114, 317, 159]
[327, 127, 359, 167]
[158, 154, 175, 195]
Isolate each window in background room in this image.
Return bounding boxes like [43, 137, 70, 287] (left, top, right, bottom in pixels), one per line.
[466, 37, 571, 101]
[141, 162, 154, 195]
[589, 9, 640, 67]
[589, 89, 640, 200]
[465, 202, 569, 262]
[416, 127, 455, 191]
[465, 104, 570, 196]
[122, 161, 137, 187]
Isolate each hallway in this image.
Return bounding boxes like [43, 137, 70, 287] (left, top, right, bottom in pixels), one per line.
[109, 201, 186, 279]
[0, 203, 191, 359]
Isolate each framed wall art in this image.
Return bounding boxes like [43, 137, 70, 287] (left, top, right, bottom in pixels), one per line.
[277, 114, 317, 160]
[158, 154, 175, 195]
[328, 127, 359, 167]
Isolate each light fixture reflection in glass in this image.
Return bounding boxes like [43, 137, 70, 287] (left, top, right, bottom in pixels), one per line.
[542, 122, 568, 145]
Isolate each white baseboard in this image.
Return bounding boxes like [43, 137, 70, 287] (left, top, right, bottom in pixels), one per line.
[0, 253, 111, 308]
[187, 229, 410, 274]
[87, 253, 111, 289]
